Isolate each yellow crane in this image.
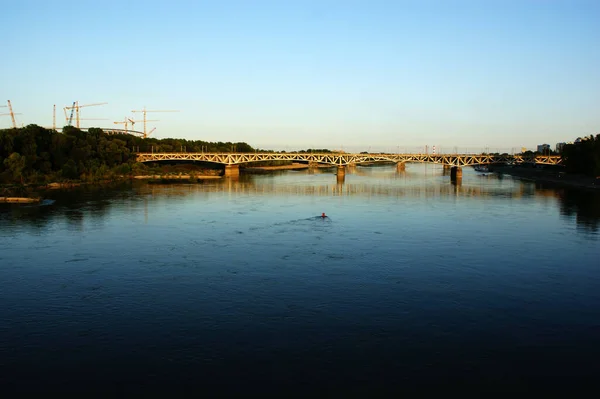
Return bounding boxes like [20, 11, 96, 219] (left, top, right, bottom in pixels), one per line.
[0, 100, 22, 128]
[131, 107, 179, 138]
[113, 118, 132, 134]
[64, 101, 108, 128]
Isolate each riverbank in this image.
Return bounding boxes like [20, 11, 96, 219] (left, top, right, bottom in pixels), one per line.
[0, 173, 221, 198]
[491, 165, 599, 190]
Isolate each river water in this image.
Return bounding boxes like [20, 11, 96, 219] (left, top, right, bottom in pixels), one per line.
[1, 164, 599, 393]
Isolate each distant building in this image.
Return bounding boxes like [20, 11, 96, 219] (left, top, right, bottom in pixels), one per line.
[555, 142, 566, 153]
[537, 144, 551, 153]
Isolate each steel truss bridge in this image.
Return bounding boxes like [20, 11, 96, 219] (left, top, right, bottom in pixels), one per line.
[136, 152, 562, 167]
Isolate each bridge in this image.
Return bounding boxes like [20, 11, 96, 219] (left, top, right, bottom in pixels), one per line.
[136, 152, 562, 181]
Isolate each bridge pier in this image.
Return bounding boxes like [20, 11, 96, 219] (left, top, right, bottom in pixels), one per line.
[396, 162, 406, 172]
[224, 164, 240, 177]
[450, 166, 462, 182]
[336, 165, 346, 183]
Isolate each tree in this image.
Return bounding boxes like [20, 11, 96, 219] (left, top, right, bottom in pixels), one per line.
[3, 152, 26, 183]
[61, 159, 79, 180]
[562, 134, 600, 176]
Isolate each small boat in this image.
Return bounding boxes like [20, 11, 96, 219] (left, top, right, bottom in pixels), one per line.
[0, 197, 41, 203]
[474, 165, 489, 173]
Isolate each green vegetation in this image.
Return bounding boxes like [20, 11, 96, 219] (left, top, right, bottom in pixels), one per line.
[0, 125, 256, 184]
[561, 135, 600, 177]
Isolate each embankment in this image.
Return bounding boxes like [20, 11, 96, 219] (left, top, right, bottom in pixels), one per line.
[492, 166, 598, 190]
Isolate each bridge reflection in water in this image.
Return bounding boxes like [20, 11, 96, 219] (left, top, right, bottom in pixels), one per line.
[139, 171, 548, 200]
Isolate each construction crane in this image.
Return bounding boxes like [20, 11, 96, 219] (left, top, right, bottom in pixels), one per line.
[131, 107, 179, 138]
[113, 118, 132, 134]
[7, 101, 17, 128]
[0, 111, 19, 128]
[64, 110, 106, 126]
[128, 118, 158, 134]
[64, 108, 107, 125]
[146, 127, 157, 137]
[0, 100, 22, 128]
[64, 102, 76, 126]
[114, 118, 158, 135]
[64, 101, 108, 128]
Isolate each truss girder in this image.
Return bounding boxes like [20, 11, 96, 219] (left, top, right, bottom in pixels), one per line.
[136, 153, 562, 166]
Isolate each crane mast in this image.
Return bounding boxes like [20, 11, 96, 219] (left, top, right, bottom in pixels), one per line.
[68, 102, 76, 126]
[1, 101, 23, 128]
[7, 100, 17, 128]
[131, 107, 179, 138]
[64, 101, 108, 128]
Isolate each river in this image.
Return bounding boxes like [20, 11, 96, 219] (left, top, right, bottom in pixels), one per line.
[1, 164, 599, 393]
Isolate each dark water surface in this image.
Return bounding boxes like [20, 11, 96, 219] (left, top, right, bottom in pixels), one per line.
[1, 165, 599, 393]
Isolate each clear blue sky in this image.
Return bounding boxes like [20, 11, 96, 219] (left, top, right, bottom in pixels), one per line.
[2, 0, 598, 152]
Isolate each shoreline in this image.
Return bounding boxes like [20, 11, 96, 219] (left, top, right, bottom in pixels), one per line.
[491, 166, 599, 190]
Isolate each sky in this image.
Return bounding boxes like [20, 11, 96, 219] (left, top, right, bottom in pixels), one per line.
[1, 0, 599, 153]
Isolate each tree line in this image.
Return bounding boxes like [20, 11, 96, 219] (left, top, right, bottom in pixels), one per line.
[561, 134, 600, 177]
[0, 125, 256, 184]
